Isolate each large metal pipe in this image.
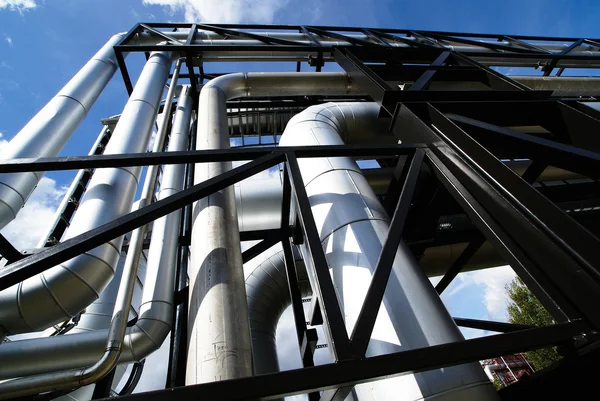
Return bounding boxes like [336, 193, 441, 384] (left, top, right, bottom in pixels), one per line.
[35, 124, 112, 248]
[0, 51, 172, 336]
[279, 103, 498, 401]
[244, 243, 311, 375]
[0, 33, 126, 230]
[511, 76, 600, 97]
[187, 72, 360, 385]
[0, 86, 192, 380]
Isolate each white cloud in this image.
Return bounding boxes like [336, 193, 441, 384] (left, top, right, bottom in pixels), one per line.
[233, 159, 282, 181]
[0, 0, 36, 12]
[142, 0, 288, 24]
[4, 33, 12, 47]
[0, 133, 9, 152]
[455, 266, 517, 321]
[1, 175, 68, 249]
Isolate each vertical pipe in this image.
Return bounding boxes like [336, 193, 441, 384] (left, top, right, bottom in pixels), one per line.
[187, 84, 253, 384]
[0, 33, 126, 230]
[186, 72, 358, 385]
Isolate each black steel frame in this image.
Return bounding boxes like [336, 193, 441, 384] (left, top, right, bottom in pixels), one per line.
[4, 22, 600, 401]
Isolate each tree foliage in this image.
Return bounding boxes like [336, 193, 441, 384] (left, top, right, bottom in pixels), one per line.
[505, 277, 562, 370]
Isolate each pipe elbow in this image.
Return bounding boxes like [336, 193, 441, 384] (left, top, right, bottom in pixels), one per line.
[0, 243, 120, 334]
[204, 72, 248, 100]
[125, 305, 172, 362]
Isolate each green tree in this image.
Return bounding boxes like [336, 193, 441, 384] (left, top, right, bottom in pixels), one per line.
[492, 378, 504, 391]
[505, 277, 562, 370]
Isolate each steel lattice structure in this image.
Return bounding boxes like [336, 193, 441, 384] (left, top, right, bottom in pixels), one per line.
[1, 23, 600, 401]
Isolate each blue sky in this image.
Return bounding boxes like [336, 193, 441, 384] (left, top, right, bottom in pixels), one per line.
[0, 0, 595, 393]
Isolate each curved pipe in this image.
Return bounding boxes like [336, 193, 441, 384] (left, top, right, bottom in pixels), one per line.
[0, 51, 173, 335]
[187, 72, 360, 384]
[0, 33, 126, 230]
[0, 86, 192, 380]
[245, 243, 310, 375]
[279, 103, 498, 401]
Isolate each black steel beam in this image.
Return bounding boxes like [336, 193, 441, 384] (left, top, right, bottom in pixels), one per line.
[543, 38, 585, 76]
[185, 23, 199, 103]
[425, 149, 574, 323]
[451, 52, 532, 91]
[521, 161, 548, 184]
[324, 150, 424, 401]
[501, 36, 553, 54]
[446, 113, 600, 180]
[282, 235, 319, 401]
[383, 90, 551, 107]
[334, 48, 393, 104]
[111, 23, 142, 96]
[369, 29, 435, 49]
[408, 30, 445, 48]
[198, 24, 307, 46]
[0, 144, 420, 174]
[115, 50, 133, 96]
[0, 234, 24, 263]
[240, 229, 282, 242]
[135, 23, 600, 43]
[361, 29, 391, 47]
[280, 156, 292, 232]
[306, 26, 374, 46]
[434, 112, 600, 280]
[435, 235, 485, 294]
[0, 153, 283, 291]
[426, 33, 535, 54]
[453, 317, 535, 333]
[351, 149, 424, 355]
[409, 51, 451, 91]
[241, 235, 280, 264]
[282, 238, 308, 348]
[428, 132, 600, 329]
[286, 152, 353, 361]
[300, 26, 322, 46]
[103, 321, 587, 401]
[140, 24, 183, 46]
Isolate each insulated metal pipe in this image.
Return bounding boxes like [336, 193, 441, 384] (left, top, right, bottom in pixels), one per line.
[0, 86, 192, 380]
[0, 53, 175, 399]
[0, 33, 126, 230]
[279, 103, 498, 401]
[36, 124, 112, 248]
[187, 72, 359, 385]
[0, 51, 173, 335]
[51, 239, 146, 401]
[244, 243, 311, 375]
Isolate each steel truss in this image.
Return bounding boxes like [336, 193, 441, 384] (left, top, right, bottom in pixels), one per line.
[3, 22, 600, 401]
